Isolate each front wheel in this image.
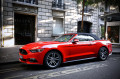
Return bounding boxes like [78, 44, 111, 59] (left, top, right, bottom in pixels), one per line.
[44, 51, 62, 69]
[98, 47, 108, 61]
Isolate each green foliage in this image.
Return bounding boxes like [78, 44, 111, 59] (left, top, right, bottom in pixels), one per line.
[77, 0, 83, 4]
[77, 0, 120, 6]
[105, 0, 120, 6]
[77, 0, 102, 6]
[101, 26, 105, 38]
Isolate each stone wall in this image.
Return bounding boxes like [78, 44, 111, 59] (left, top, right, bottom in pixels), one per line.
[91, 7, 99, 35]
[0, 0, 2, 47]
[37, 0, 78, 41]
[2, 0, 14, 47]
[37, 0, 53, 41]
[64, 0, 78, 34]
[1, 0, 105, 47]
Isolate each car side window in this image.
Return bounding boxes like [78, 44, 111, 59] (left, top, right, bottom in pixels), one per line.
[74, 35, 95, 41]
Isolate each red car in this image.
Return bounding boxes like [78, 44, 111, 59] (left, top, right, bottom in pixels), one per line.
[19, 33, 112, 68]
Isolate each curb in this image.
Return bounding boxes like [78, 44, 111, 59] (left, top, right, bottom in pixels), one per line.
[0, 61, 20, 65]
[112, 52, 120, 54]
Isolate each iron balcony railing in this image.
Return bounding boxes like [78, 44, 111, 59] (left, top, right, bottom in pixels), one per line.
[80, 8, 94, 15]
[52, 1, 65, 9]
[13, 0, 38, 5]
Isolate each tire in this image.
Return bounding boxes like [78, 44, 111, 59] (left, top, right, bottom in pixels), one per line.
[98, 47, 108, 61]
[44, 51, 62, 69]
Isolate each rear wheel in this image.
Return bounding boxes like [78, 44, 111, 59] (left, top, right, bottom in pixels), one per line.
[44, 51, 62, 69]
[98, 47, 108, 61]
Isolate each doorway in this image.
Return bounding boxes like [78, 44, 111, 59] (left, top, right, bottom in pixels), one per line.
[14, 13, 35, 45]
[77, 21, 92, 33]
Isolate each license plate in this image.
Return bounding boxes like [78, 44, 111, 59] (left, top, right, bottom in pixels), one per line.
[19, 55, 23, 59]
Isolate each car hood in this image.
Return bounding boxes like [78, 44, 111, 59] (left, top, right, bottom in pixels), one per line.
[21, 41, 65, 50]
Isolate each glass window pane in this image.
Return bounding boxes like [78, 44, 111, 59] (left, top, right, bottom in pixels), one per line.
[107, 26, 119, 43]
[75, 35, 95, 41]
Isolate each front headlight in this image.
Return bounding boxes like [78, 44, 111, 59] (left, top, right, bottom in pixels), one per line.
[30, 49, 44, 53]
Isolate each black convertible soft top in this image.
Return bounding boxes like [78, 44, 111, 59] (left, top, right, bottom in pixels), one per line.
[76, 33, 100, 40]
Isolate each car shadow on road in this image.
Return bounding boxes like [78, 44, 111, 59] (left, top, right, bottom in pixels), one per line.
[20, 58, 105, 71]
[61, 58, 100, 67]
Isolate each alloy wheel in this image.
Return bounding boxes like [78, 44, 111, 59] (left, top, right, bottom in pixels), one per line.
[44, 51, 62, 68]
[98, 47, 108, 61]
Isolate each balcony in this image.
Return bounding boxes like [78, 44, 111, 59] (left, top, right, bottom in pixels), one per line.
[13, 0, 38, 5]
[52, 1, 65, 11]
[13, 0, 39, 7]
[80, 8, 94, 16]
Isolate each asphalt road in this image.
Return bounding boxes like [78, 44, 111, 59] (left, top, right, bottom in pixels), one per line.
[0, 54, 120, 79]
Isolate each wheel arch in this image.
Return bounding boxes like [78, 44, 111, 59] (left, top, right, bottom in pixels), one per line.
[101, 46, 109, 52]
[44, 49, 64, 63]
[97, 46, 109, 61]
[98, 46, 109, 55]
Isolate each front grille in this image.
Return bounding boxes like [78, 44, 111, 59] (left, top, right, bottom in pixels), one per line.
[19, 49, 27, 55]
[20, 58, 26, 61]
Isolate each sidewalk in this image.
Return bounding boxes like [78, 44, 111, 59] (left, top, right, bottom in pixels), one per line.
[112, 47, 120, 54]
[112, 44, 120, 54]
[0, 46, 22, 63]
[0, 45, 120, 64]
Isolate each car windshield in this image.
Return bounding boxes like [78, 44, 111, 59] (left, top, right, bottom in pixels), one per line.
[54, 34, 75, 42]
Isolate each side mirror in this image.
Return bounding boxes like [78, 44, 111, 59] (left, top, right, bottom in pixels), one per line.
[72, 39, 79, 43]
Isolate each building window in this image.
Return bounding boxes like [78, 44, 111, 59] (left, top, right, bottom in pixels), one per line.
[80, 5, 93, 14]
[52, 0, 65, 9]
[13, 0, 38, 5]
[53, 18, 64, 36]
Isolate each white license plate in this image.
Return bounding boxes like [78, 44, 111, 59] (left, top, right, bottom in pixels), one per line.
[19, 55, 23, 59]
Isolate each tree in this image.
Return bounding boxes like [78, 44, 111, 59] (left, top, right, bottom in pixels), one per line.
[77, 0, 120, 11]
[77, 0, 120, 38]
[77, 0, 102, 32]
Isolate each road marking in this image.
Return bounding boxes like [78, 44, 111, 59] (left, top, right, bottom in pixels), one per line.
[4, 70, 53, 79]
[4, 75, 23, 79]
[111, 57, 120, 61]
[0, 68, 23, 74]
[64, 66, 76, 69]
[24, 64, 108, 79]
[38, 70, 53, 74]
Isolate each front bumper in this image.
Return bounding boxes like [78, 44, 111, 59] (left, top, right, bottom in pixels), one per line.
[19, 49, 47, 65]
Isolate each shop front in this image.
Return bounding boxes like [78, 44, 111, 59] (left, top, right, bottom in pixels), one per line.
[106, 13, 120, 44]
[107, 25, 120, 43]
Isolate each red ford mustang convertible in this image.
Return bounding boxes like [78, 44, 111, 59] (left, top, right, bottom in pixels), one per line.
[19, 33, 112, 68]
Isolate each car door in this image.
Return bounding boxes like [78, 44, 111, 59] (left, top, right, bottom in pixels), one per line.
[67, 35, 95, 61]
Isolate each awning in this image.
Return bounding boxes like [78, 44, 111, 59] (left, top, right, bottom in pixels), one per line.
[102, 13, 120, 21]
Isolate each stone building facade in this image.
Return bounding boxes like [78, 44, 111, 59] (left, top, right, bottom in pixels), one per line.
[1, 0, 104, 47]
[37, 0, 78, 41]
[77, 3, 105, 38]
[1, 0, 78, 47]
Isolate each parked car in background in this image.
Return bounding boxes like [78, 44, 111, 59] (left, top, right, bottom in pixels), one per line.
[19, 33, 112, 69]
